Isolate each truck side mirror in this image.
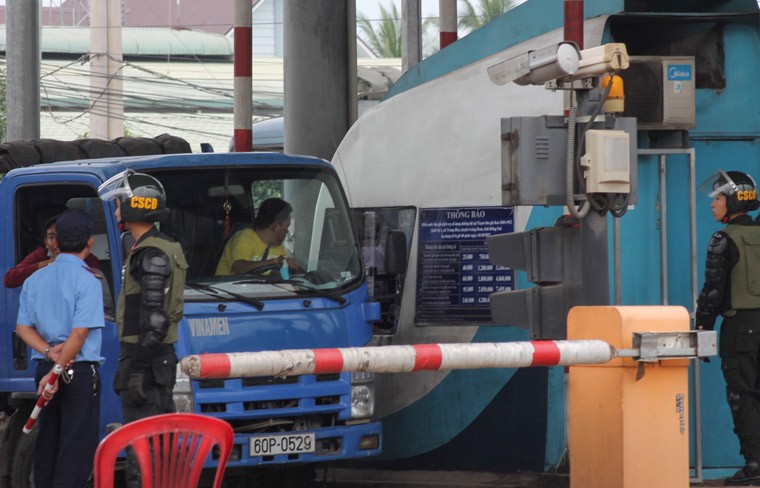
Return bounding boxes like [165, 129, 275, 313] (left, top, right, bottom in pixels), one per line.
[384, 230, 407, 276]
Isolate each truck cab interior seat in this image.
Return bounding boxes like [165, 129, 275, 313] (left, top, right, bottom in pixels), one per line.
[165, 204, 221, 280]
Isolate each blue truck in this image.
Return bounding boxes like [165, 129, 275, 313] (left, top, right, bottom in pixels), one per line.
[0, 145, 386, 485]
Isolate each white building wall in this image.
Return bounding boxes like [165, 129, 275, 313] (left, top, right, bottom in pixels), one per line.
[252, 0, 282, 57]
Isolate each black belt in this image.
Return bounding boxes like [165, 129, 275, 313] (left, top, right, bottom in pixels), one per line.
[34, 359, 99, 366]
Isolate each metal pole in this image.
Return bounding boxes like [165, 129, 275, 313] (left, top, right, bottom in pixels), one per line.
[637, 147, 703, 482]
[233, 0, 253, 152]
[563, 0, 584, 50]
[580, 211, 610, 307]
[660, 155, 668, 305]
[402, 0, 422, 72]
[689, 149, 698, 313]
[284, 0, 349, 161]
[347, 0, 358, 125]
[689, 147, 703, 483]
[613, 217, 621, 305]
[6, 0, 40, 141]
[439, 0, 457, 49]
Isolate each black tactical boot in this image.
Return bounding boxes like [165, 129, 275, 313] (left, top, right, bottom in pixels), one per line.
[726, 460, 760, 485]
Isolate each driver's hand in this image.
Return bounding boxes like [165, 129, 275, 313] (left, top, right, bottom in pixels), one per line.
[284, 257, 301, 272]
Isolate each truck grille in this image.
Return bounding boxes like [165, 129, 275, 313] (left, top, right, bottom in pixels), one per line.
[193, 373, 350, 431]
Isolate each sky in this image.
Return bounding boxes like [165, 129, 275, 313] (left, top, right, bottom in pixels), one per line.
[356, 0, 441, 22]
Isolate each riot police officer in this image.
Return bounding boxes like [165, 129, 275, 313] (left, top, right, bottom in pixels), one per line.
[98, 170, 187, 487]
[696, 170, 760, 486]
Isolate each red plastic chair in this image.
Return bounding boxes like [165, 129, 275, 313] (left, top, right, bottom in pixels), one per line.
[93, 413, 234, 488]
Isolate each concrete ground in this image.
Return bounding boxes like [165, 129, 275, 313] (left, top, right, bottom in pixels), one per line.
[694, 480, 760, 487]
[319, 470, 569, 487]
[320, 469, 760, 487]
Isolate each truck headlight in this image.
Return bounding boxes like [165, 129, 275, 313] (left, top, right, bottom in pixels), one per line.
[351, 371, 376, 419]
[172, 363, 194, 413]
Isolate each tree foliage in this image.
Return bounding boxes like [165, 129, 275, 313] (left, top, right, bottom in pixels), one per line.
[458, 0, 513, 33]
[357, 2, 403, 58]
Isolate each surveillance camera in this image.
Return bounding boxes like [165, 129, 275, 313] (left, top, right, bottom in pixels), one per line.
[572, 43, 630, 79]
[487, 42, 580, 86]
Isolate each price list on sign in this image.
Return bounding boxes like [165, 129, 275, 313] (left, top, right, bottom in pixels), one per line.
[415, 207, 514, 324]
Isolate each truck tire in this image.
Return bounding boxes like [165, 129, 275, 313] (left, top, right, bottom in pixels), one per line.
[10, 424, 102, 488]
[0, 405, 32, 484]
[10, 420, 36, 488]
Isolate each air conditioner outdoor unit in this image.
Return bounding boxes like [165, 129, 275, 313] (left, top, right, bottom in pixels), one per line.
[619, 56, 696, 130]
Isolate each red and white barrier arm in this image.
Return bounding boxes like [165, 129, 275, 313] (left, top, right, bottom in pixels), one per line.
[23, 364, 63, 434]
[180, 340, 614, 379]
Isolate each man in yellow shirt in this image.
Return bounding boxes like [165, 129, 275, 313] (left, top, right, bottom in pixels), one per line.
[216, 197, 294, 275]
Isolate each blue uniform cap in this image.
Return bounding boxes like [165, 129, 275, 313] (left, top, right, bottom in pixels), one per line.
[56, 208, 94, 242]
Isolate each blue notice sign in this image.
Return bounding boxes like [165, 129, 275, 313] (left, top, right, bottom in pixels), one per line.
[415, 206, 514, 325]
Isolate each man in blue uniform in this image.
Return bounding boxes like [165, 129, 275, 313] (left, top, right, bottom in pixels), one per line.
[696, 170, 760, 486]
[15, 208, 104, 488]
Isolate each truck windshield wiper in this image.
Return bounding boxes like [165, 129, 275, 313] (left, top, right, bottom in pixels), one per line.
[231, 277, 271, 285]
[282, 278, 347, 306]
[291, 285, 347, 306]
[186, 281, 265, 311]
[231, 276, 347, 306]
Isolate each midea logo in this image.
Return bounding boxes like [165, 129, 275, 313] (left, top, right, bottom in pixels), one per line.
[667, 64, 692, 81]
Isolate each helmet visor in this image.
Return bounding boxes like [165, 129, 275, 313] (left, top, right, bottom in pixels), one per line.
[98, 170, 134, 201]
[699, 169, 737, 198]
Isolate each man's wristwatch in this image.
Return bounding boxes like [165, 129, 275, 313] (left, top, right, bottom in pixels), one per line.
[44, 346, 51, 360]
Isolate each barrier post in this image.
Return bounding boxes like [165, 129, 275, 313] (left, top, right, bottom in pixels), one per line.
[568, 306, 690, 488]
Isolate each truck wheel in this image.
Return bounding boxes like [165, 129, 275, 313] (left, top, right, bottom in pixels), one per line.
[10, 421, 36, 488]
[0, 406, 32, 484]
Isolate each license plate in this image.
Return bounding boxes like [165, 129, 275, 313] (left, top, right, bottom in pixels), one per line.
[250, 432, 316, 456]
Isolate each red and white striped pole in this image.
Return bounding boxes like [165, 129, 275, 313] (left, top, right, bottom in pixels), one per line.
[23, 364, 63, 434]
[564, 0, 584, 50]
[233, 0, 253, 152]
[439, 0, 458, 49]
[181, 340, 615, 379]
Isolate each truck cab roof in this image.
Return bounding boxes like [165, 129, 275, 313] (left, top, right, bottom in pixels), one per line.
[5, 151, 332, 182]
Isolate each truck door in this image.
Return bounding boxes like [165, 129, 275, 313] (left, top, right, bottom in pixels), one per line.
[0, 177, 118, 396]
[352, 207, 416, 334]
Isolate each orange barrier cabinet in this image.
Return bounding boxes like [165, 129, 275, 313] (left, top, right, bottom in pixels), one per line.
[568, 306, 691, 488]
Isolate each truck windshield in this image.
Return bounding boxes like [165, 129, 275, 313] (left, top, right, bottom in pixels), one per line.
[153, 166, 362, 300]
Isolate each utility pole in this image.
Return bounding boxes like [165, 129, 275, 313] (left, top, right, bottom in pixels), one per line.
[90, 0, 124, 140]
[401, 0, 422, 72]
[283, 1, 351, 161]
[6, 0, 40, 142]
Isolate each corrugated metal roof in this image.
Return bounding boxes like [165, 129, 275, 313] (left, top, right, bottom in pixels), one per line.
[0, 26, 232, 57]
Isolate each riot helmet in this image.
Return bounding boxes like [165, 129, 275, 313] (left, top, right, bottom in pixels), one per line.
[98, 169, 170, 223]
[699, 169, 760, 216]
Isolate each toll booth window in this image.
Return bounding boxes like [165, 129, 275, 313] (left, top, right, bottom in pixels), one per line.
[352, 207, 416, 333]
